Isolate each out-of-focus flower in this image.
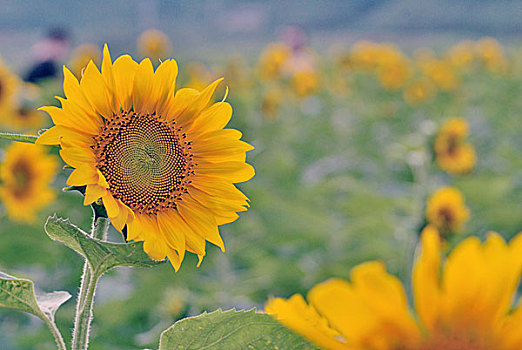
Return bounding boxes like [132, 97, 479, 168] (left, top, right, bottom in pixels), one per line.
[403, 78, 436, 106]
[426, 186, 469, 235]
[377, 56, 410, 90]
[291, 70, 319, 98]
[37, 45, 254, 271]
[445, 40, 475, 71]
[138, 29, 172, 62]
[186, 62, 214, 92]
[0, 58, 20, 117]
[267, 228, 522, 350]
[258, 42, 291, 80]
[0, 143, 57, 223]
[434, 118, 476, 175]
[423, 59, 460, 91]
[261, 85, 283, 121]
[413, 48, 438, 71]
[475, 37, 508, 74]
[350, 41, 381, 71]
[69, 44, 101, 79]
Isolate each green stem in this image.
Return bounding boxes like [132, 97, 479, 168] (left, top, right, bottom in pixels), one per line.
[41, 311, 68, 350]
[71, 216, 109, 350]
[0, 132, 38, 144]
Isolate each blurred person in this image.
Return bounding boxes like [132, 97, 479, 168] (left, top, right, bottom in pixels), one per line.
[25, 27, 71, 83]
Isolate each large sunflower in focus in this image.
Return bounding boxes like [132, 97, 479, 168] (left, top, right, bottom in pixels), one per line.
[37, 45, 254, 270]
[0, 143, 57, 223]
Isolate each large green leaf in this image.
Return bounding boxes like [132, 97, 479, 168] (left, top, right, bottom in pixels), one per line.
[44, 215, 163, 277]
[0, 271, 70, 322]
[159, 309, 319, 350]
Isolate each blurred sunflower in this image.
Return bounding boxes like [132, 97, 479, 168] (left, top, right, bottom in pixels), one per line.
[0, 143, 57, 223]
[475, 37, 508, 74]
[425, 186, 469, 236]
[138, 29, 172, 62]
[0, 57, 20, 116]
[267, 228, 522, 350]
[261, 85, 283, 121]
[37, 45, 254, 270]
[445, 40, 475, 71]
[403, 78, 436, 106]
[69, 44, 101, 79]
[291, 70, 319, 98]
[434, 118, 476, 175]
[258, 42, 291, 80]
[423, 59, 460, 91]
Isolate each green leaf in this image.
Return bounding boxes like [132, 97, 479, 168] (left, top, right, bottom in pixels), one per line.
[44, 215, 162, 276]
[0, 271, 71, 322]
[0, 132, 38, 144]
[159, 309, 319, 350]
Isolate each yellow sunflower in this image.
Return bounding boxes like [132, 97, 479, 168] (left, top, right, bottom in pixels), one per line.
[0, 57, 20, 117]
[258, 42, 291, 81]
[425, 186, 469, 235]
[0, 143, 57, 223]
[434, 118, 476, 175]
[138, 29, 172, 62]
[37, 45, 254, 270]
[291, 70, 319, 98]
[403, 78, 436, 106]
[267, 227, 522, 350]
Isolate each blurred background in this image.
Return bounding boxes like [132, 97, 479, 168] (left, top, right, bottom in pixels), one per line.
[0, 1, 521, 349]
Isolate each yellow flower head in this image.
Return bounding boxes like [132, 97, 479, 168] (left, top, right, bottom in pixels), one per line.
[291, 70, 319, 98]
[425, 186, 469, 234]
[0, 57, 21, 116]
[37, 45, 254, 271]
[423, 59, 460, 91]
[267, 228, 522, 350]
[377, 57, 410, 91]
[434, 118, 476, 175]
[0, 143, 57, 223]
[349, 41, 381, 71]
[475, 37, 508, 74]
[258, 42, 291, 80]
[261, 85, 283, 121]
[403, 78, 436, 106]
[69, 44, 102, 79]
[445, 40, 475, 70]
[138, 29, 172, 62]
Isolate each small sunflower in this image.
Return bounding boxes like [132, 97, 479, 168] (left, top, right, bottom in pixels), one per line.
[434, 118, 476, 175]
[258, 43, 291, 81]
[423, 59, 460, 91]
[0, 143, 57, 223]
[403, 78, 436, 106]
[0, 57, 20, 116]
[267, 228, 522, 350]
[37, 45, 254, 270]
[138, 29, 172, 62]
[291, 70, 319, 98]
[425, 186, 469, 235]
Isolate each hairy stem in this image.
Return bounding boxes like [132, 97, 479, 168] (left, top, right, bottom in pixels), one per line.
[71, 216, 109, 350]
[41, 311, 68, 350]
[0, 132, 38, 143]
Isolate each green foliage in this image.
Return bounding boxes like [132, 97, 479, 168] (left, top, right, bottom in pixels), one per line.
[0, 271, 70, 322]
[159, 309, 318, 350]
[44, 215, 163, 277]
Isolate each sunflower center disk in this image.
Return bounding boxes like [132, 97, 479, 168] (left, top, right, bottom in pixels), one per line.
[93, 112, 194, 215]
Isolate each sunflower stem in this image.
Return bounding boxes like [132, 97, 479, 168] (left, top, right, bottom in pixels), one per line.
[0, 132, 38, 144]
[41, 311, 67, 350]
[71, 216, 109, 350]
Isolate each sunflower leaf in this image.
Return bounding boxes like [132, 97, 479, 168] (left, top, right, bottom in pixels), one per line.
[0, 271, 71, 322]
[44, 215, 163, 276]
[158, 308, 319, 350]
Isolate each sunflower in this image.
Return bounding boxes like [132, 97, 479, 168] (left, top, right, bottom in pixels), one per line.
[138, 29, 172, 62]
[423, 59, 460, 91]
[291, 70, 319, 98]
[425, 186, 469, 236]
[434, 118, 476, 175]
[266, 227, 522, 350]
[403, 78, 436, 106]
[37, 45, 254, 270]
[0, 143, 57, 223]
[258, 42, 291, 81]
[0, 57, 20, 117]
[69, 44, 101, 79]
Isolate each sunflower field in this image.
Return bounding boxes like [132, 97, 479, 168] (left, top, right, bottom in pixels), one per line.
[0, 3, 521, 350]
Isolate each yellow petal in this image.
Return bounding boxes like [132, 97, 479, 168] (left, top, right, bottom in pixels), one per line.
[196, 161, 255, 183]
[66, 165, 99, 186]
[102, 193, 120, 218]
[132, 58, 155, 114]
[112, 55, 138, 111]
[188, 101, 232, 133]
[84, 184, 106, 205]
[157, 210, 186, 258]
